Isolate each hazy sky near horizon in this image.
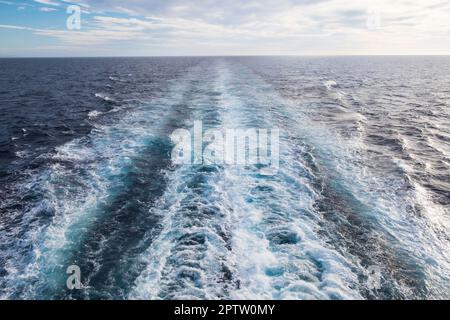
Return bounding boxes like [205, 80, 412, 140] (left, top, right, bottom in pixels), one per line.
[0, 0, 449, 56]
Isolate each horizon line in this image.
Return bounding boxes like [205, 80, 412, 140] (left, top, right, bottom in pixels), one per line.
[1, 54, 450, 59]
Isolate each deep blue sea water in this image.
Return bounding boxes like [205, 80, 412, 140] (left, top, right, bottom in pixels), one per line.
[0, 56, 449, 299]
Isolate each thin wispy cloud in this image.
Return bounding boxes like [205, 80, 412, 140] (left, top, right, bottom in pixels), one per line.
[34, 0, 60, 6]
[39, 7, 57, 11]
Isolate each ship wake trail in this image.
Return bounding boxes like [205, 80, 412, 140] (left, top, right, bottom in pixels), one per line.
[1, 57, 449, 300]
[131, 62, 239, 299]
[133, 61, 363, 300]
[214, 63, 362, 299]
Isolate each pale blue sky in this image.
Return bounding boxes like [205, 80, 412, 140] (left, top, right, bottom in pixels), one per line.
[1, 0, 450, 57]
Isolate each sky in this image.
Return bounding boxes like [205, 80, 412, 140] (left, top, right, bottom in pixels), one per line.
[0, 0, 449, 57]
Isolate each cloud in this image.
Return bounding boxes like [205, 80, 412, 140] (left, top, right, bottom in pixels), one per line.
[65, 0, 450, 37]
[61, 0, 90, 9]
[39, 7, 57, 11]
[0, 0, 34, 7]
[2, 0, 450, 55]
[34, 0, 60, 6]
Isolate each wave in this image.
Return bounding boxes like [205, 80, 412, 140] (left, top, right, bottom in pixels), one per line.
[88, 110, 103, 119]
[95, 93, 115, 103]
[324, 80, 338, 90]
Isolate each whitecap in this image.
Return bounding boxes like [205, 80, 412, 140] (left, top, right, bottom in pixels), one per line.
[95, 93, 115, 102]
[88, 110, 103, 119]
[324, 80, 338, 90]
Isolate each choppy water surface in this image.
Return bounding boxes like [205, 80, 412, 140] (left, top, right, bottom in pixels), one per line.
[0, 56, 449, 299]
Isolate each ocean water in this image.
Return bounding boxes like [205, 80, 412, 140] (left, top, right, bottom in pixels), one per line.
[0, 56, 449, 300]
